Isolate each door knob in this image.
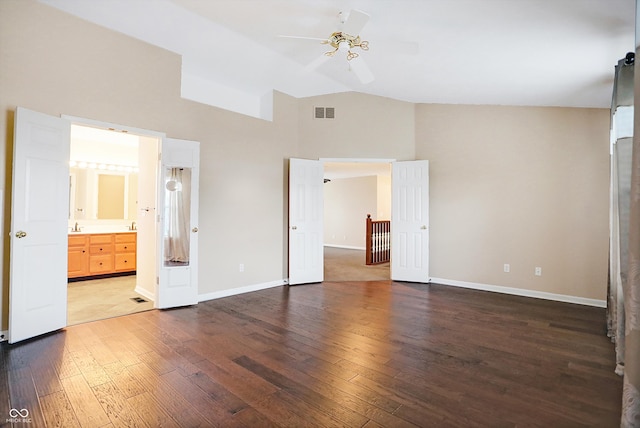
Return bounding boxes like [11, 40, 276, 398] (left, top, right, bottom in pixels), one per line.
[291, 226, 297, 230]
[192, 227, 198, 233]
[15, 231, 27, 238]
[420, 225, 427, 230]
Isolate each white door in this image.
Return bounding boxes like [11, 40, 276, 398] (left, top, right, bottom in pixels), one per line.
[391, 160, 430, 283]
[9, 107, 70, 343]
[135, 135, 160, 300]
[289, 158, 324, 285]
[156, 138, 200, 308]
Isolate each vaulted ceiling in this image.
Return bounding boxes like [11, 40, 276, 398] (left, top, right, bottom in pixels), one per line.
[41, 0, 635, 120]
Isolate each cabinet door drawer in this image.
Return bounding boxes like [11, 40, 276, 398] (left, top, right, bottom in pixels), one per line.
[116, 233, 136, 243]
[68, 248, 89, 277]
[116, 243, 136, 253]
[89, 255, 113, 273]
[90, 234, 113, 245]
[68, 235, 88, 247]
[90, 245, 114, 255]
[115, 253, 136, 271]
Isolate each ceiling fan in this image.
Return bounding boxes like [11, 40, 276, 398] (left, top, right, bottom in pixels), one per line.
[279, 9, 375, 84]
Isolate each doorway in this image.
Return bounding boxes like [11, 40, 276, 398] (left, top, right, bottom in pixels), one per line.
[10, 107, 201, 343]
[66, 123, 158, 325]
[288, 157, 429, 286]
[322, 161, 392, 282]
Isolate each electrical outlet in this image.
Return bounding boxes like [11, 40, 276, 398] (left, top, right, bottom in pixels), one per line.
[239, 263, 245, 273]
[535, 267, 542, 276]
[503, 264, 510, 273]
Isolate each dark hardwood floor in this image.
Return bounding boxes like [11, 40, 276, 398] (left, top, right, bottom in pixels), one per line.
[0, 281, 622, 427]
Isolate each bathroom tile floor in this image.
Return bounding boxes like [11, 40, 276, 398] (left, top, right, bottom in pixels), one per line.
[67, 275, 154, 325]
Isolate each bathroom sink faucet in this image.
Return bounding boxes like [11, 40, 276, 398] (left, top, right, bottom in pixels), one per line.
[130, 221, 137, 231]
[72, 222, 81, 232]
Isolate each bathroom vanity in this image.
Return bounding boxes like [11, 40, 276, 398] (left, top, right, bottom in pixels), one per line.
[68, 232, 136, 279]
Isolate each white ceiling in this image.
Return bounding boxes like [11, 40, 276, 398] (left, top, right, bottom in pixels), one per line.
[41, 0, 634, 114]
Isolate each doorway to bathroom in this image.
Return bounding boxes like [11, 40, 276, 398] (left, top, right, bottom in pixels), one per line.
[10, 107, 200, 343]
[66, 123, 157, 325]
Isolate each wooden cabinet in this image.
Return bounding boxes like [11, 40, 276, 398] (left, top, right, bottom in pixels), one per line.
[115, 233, 136, 272]
[68, 235, 89, 278]
[68, 232, 136, 279]
[89, 234, 115, 275]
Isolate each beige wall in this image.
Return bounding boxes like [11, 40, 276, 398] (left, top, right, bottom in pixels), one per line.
[297, 92, 415, 160]
[376, 175, 392, 220]
[416, 104, 610, 300]
[324, 176, 378, 249]
[0, 0, 612, 331]
[0, 0, 298, 329]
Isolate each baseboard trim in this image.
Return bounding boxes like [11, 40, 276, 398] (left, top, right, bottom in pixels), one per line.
[198, 279, 286, 303]
[0, 330, 7, 342]
[430, 277, 606, 308]
[134, 286, 155, 302]
[324, 244, 366, 251]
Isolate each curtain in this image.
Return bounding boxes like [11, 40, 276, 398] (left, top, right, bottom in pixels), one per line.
[164, 167, 191, 264]
[623, 40, 640, 424]
[608, 52, 639, 426]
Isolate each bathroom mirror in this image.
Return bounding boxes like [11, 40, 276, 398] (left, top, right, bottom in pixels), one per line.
[69, 167, 138, 220]
[163, 167, 192, 266]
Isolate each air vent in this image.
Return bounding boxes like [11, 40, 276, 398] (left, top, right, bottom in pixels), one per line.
[314, 107, 335, 119]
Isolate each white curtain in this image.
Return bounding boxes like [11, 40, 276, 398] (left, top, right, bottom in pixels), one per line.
[164, 168, 191, 264]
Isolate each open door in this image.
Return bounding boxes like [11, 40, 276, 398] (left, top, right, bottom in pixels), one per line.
[9, 108, 70, 343]
[288, 158, 324, 285]
[391, 160, 430, 283]
[156, 138, 200, 308]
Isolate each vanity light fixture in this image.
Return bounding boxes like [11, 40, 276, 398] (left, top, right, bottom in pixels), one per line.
[69, 160, 139, 173]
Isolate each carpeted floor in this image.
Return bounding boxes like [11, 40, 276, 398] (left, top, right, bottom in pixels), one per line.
[324, 246, 390, 282]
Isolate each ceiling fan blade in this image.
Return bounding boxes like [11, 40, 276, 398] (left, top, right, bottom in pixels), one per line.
[305, 53, 332, 72]
[349, 56, 374, 84]
[342, 9, 370, 36]
[278, 35, 329, 42]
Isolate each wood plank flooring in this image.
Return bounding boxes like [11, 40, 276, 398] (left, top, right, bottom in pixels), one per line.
[0, 281, 622, 427]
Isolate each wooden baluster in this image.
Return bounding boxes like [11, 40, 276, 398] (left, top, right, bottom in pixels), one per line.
[374, 222, 379, 263]
[366, 214, 373, 265]
[367, 217, 391, 265]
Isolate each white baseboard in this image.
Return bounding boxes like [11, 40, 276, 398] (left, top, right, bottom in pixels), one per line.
[198, 279, 286, 303]
[430, 277, 606, 308]
[324, 244, 366, 251]
[134, 286, 155, 302]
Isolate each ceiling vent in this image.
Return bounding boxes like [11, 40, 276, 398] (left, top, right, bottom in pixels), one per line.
[314, 107, 335, 119]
